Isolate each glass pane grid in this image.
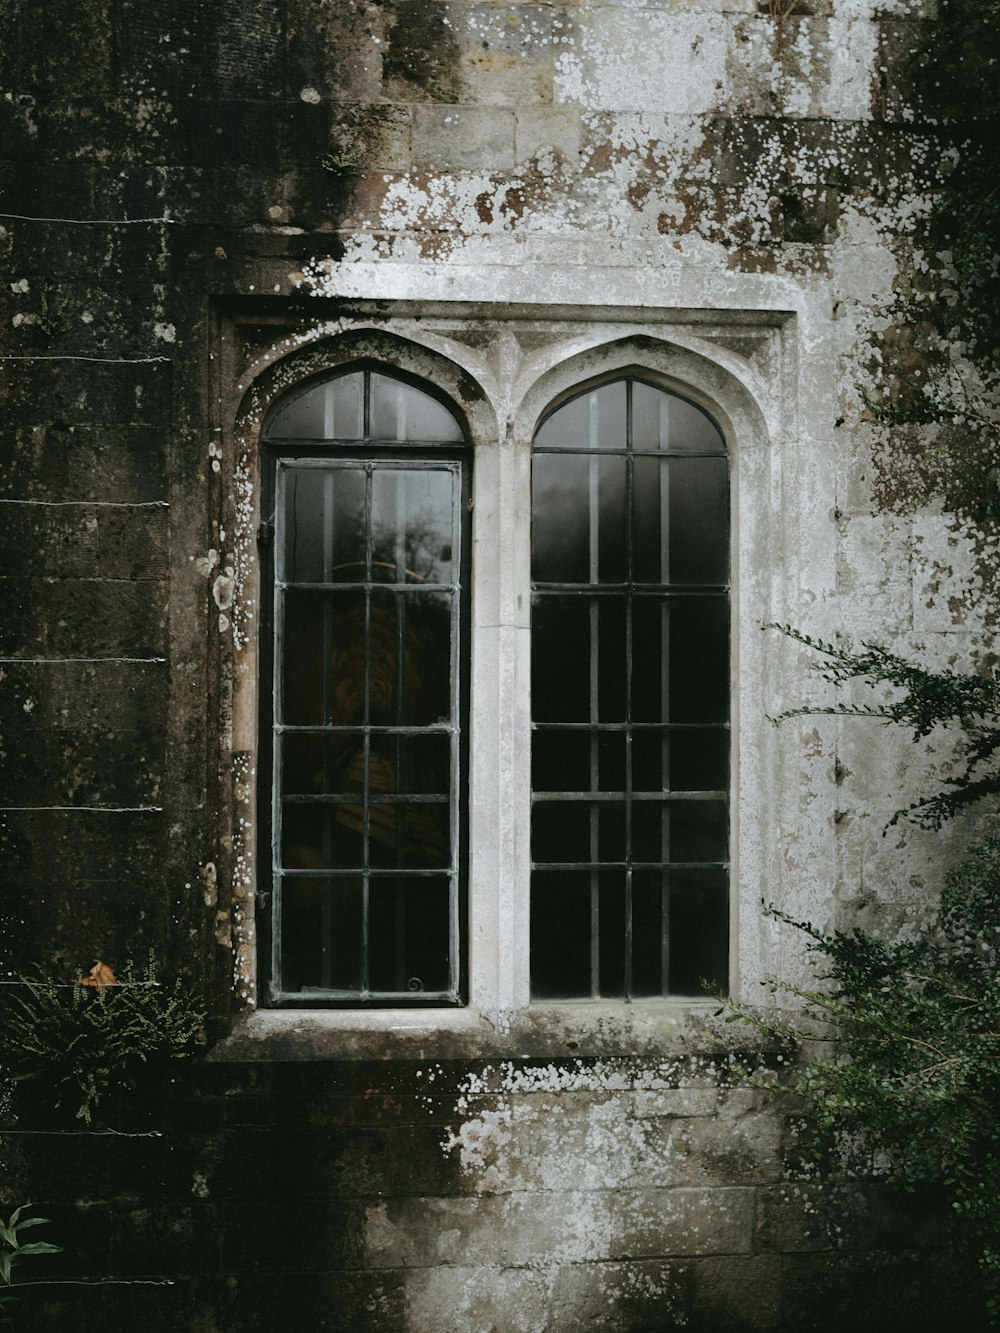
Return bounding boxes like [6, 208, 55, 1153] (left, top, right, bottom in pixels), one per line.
[267, 369, 466, 1003]
[531, 378, 729, 1002]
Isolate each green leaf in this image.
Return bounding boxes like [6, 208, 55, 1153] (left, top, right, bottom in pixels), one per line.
[15, 1242, 61, 1257]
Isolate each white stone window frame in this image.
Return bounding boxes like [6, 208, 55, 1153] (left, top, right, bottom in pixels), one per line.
[219, 297, 792, 1054]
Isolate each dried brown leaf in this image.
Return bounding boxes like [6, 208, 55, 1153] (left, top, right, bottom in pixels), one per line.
[79, 961, 118, 988]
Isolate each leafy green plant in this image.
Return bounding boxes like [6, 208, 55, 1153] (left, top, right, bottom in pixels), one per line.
[2, 959, 204, 1125]
[765, 623, 1000, 828]
[0, 1207, 61, 1324]
[727, 832, 1000, 1320]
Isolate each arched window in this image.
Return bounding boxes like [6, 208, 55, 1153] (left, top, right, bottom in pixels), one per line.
[530, 378, 729, 998]
[261, 366, 470, 1003]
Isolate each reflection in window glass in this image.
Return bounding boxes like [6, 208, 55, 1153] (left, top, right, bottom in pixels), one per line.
[268, 372, 364, 440]
[531, 378, 729, 1000]
[265, 367, 467, 1003]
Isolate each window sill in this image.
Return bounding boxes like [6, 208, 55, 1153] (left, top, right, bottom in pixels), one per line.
[207, 999, 741, 1063]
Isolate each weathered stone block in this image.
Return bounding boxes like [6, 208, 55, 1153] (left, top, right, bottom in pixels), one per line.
[203, 1269, 407, 1333]
[0, 426, 168, 504]
[515, 107, 581, 165]
[3, 359, 172, 428]
[756, 1181, 873, 1254]
[0, 577, 168, 659]
[113, 1201, 223, 1276]
[288, 0, 384, 102]
[11, 0, 115, 97]
[0, 660, 167, 733]
[413, 107, 517, 171]
[780, 1248, 977, 1331]
[220, 1197, 365, 1271]
[688, 1253, 782, 1330]
[405, 1261, 561, 1333]
[194, 1125, 390, 1200]
[548, 1257, 691, 1331]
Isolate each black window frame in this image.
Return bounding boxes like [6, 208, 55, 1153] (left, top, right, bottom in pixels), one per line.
[529, 374, 731, 1001]
[257, 361, 472, 1007]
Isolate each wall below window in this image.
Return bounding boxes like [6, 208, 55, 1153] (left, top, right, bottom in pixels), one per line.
[4, 1049, 974, 1332]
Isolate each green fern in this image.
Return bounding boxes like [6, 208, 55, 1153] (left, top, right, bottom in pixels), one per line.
[2, 959, 204, 1125]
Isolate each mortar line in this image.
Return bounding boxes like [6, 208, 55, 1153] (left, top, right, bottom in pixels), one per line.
[0, 805, 163, 813]
[0, 355, 171, 364]
[0, 213, 176, 225]
[0, 657, 167, 664]
[0, 499, 169, 508]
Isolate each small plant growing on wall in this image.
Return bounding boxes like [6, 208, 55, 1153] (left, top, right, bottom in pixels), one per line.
[0, 1206, 61, 1325]
[1, 958, 204, 1125]
[728, 836, 1000, 1320]
[764, 623, 1000, 828]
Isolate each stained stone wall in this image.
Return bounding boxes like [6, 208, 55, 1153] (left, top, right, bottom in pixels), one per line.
[0, 0, 991, 1328]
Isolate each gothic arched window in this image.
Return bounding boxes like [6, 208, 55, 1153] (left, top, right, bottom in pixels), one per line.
[530, 378, 730, 998]
[261, 366, 470, 1003]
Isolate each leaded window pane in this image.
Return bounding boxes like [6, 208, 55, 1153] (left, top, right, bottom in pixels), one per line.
[264, 368, 467, 1004]
[530, 378, 730, 1000]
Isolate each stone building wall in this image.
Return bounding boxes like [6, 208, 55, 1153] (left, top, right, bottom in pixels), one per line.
[0, 0, 990, 1328]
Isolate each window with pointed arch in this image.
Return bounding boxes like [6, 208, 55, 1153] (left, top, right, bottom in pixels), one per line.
[260, 364, 471, 1004]
[530, 377, 730, 999]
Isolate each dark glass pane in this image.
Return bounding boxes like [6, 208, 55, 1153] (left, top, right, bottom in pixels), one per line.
[597, 598, 627, 722]
[533, 730, 625, 795]
[633, 384, 724, 453]
[368, 590, 453, 727]
[282, 802, 363, 871]
[532, 800, 625, 864]
[533, 728, 590, 793]
[668, 869, 728, 995]
[631, 730, 668, 794]
[668, 597, 729, 723]
[532, 454, 627, 584]
[632, 455, 666, 584]
[368, 876, 451, 993]
[597, 456, 627, 582]
[281, 589, 366, 726]
[371, 374, 463, 442]
[632, 456, 729, 586]
[598, 732, 627, 792]
[631, 727, 728, 793]
[370, 733, 452, 797]
[368, 798, 450, 870]
[279, 876, 363, 993]
[669, 728, 729, 791]
[669, 457, 728, 585]
[598, 872, 626, 998]
[532, 453, 589, 582]
[631, 799, 727, 864]
[599, 802, 626, 861]
[631, 598, 668, 723]
[532, 800, 592, 864]
[279, 466, 366, 584]
[282, 732, 364, 796]
[531, 596, 591, 722]
[370, 468, 456, 584]
[632, 382, 670, 452]
[531, 869, 593, 997]
[268, 372, 364, 440]
[534, 381, 626, 451]
[282, 732, 450, 801]
[631, 801, 668, 864]
[631, 870, 665, 996]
